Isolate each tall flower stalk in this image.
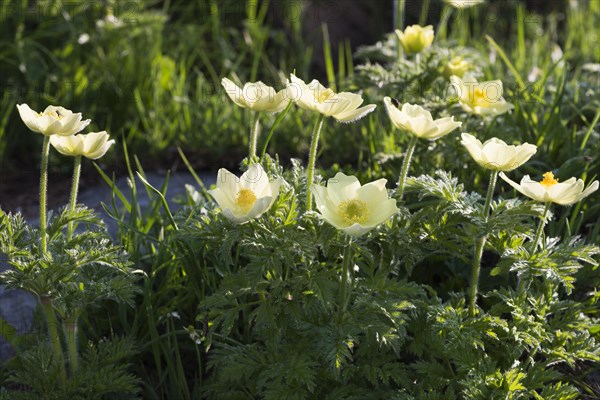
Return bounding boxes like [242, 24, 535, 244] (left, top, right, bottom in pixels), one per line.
[248, 112, 261, 162]
[305, 114, 325, 210]
[40, 295, 66, 381]
[39, 136, 51, 255]
[468, 170, 497, 317]
[67, 156, 82, 241]
[397, 136, 418, 199]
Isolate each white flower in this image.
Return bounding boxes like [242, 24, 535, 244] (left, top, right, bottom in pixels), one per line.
[383, 97, 461, 140]
[311, 172, 399, 237]
[461, 133, 537, 171]
[499, 171, 599, 206]
[286, 74, 376, 123]
[444, 0, 485, 8]
[208, 164, 283, 224]
[221, 78, 289, 113]
[50, 131, 115, 159]
[450, 75, 514, 117]
[16, 104, 91, 136]
[395, 25, 434, 54]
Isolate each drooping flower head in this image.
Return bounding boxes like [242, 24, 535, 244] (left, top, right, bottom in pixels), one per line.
[16, 104, 91, 136]
[461, 133, 537, 171]
[384, 97, 462, 140]
[208, 164, 283, 224]
[286, 74, 376, 123]
[50, 131, 115, 160]
[311, 173, 399, 237]
[499, 171, 599, 206]
[221, 78, 289, 113]
[450, 75, 514, 117]
[395, 25, 434, 54]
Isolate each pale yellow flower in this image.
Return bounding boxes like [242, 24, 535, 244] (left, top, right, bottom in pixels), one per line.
[383, 97, 461, 140]
[444, 56, 471, 79]
[450, 75, 514, 117]
[208, 164, 283, 224]
[286, 74, 376, 123]
[221, 78, 289, 113]
[395, 25, 435, 54]
[16, 104, 91, 136]
[311, 173, 399, 237]
[461, 133, 536, 171]
[499, 171, 599, 206]
[50, 131, 115, 159]
[444, 0, 485, 8]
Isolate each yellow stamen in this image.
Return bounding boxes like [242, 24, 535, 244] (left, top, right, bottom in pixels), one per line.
[317, 88, 335, 103]
[40, 110, 63, 120]
[472, 87, 488, 106]
[338, 199, 369, 225]
[539, 172, 559, 187]
[236, 188, 257, 213]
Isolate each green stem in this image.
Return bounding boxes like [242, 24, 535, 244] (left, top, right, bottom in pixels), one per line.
[338, 237, 354, 323]
[305, 114, 325, 211]
[67, 156, 82, 241]
[248, 112, 261, 162]
[39, 136, 50, 256]
[468, 170, 498, 317]
[65, 320, 79, 373]
[532, 202, 551, 252]
[396, 135, 418, 200]
[40, 296, 66, 381]
[395, 0, 406, 59]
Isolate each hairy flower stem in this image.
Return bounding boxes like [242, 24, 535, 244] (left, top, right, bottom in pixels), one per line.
[40, 296, 66, 382]
[532, 202, 551, 252]
[306, 114, 325, 211]
[397, 135, 418, 200]
[248, 112, 261, 162]
[468, 170, 498, 317]
[67, 156, 82, 241]
[39, 136, 50, 256]
[65, 320, 79, 373]
[338, 237, 354, 323]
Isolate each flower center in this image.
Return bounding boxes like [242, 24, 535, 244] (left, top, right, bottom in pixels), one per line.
[473, 88, 489, 106]
[338, 199, 370, 225]
[317, 88, 335, 103]
[539, 171, 559, 187]
[236, 188, 257, 213]
[40, 109, 62, 120]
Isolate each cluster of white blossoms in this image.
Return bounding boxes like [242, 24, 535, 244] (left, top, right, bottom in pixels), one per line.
[17, 104, 114, 159]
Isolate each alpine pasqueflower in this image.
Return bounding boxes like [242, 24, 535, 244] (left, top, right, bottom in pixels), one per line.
[221, 78, 289, 113]
[395, 25, 435, 54]
[311, 172, 399, 237]
[499, 171, 599, 205]
[383, 97, 462, 140]
[16, 104, 91, 136]
[450, 75, 514, 117]
[50, 131, 115, 159]
[286, 74, 376, 123]
[461, 133, 536, 171]
[208, 164, 283, 224]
